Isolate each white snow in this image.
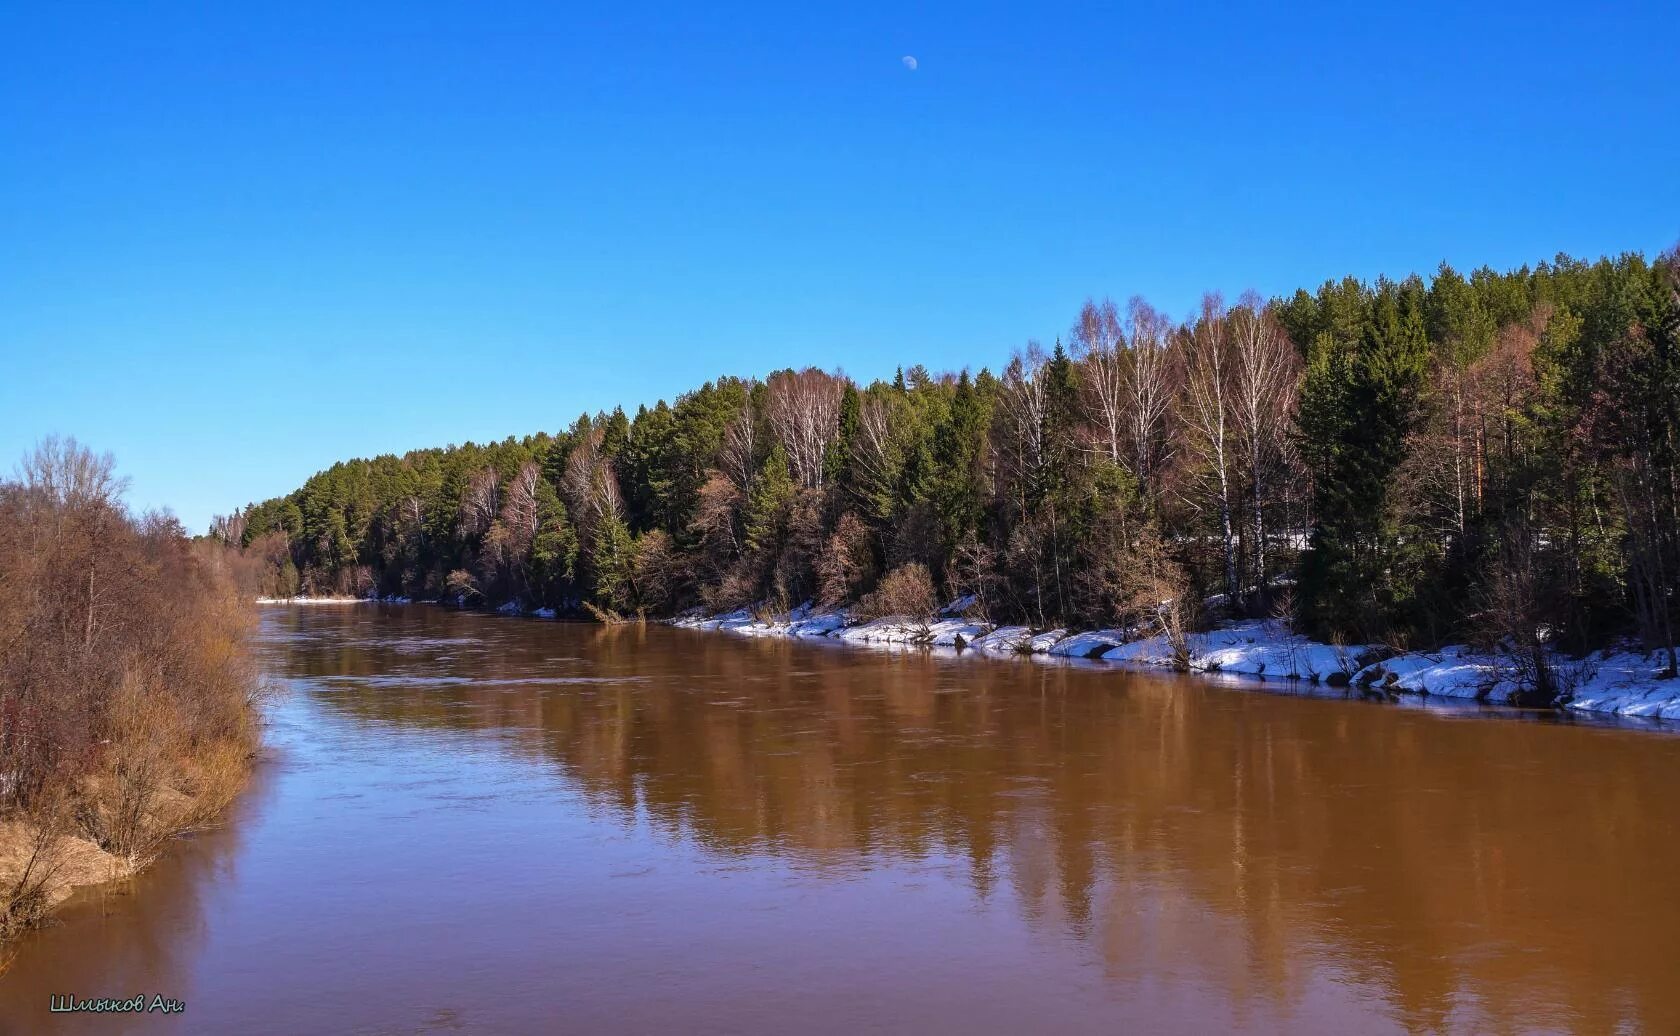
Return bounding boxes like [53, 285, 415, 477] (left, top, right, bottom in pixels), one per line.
[1560, 649, 1680, 720]
[1352, 646, 1507, 700]
[1101, 620, 1375, 683]
[833, 618, 925, 643]
[969, 626, 1033, 653]
[927, 619, 993, 647]
[255, 596, 372, 605]
[1048, 629, 1129, 658]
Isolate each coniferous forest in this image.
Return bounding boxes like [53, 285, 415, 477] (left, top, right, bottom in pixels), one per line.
[223, 249, 1680, 663]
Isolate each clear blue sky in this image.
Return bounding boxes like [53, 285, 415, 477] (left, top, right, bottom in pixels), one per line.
[2, 1, 1675, 532]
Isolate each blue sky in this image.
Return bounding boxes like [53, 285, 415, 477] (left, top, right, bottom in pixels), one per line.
[2, 1, 1675, 532]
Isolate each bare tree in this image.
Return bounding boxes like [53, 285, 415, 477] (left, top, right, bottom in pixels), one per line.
[0, 441, 258, 925]
[851, 392, 904, 521]
[561, 425, 606, 528]
[1181, 294, 1240, 600]
[1121, 298, 1178, 499]
[719, 397, 759, 499]
[459, 468, 500, 539]
[501, 461, 542, 548]
[1071, 298, 1127, 466]
[209, 510, 246, 547]
[816, 513, 875, 606]
[765, 368, 843, 490]
[1106, 521, 1195, 670]
[994, 346, 1051, 501]
[993, 346, 1056, 624]
[589, 463, 626, 528]
[1229, 296, 1302, 589]
[397, 494, 427, 549]
[852, 562, 937, 625]
[16, 436, 127, 512]
[691, 471, 743, 565]
[1473, 513, 1559, 704]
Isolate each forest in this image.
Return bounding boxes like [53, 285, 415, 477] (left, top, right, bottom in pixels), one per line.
[223, 248, 1680, 671]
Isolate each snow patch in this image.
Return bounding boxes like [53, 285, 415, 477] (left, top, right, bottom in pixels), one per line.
[1562, 650, 1680, 720]
[1353, 647, 1506, 701]
[1048, 630, 1129, 658]
[1105, 621, 1376, 683]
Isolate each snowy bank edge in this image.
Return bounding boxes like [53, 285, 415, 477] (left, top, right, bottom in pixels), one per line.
[669, 607, 1680, 722]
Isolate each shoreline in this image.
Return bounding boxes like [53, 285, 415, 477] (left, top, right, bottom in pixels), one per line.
[671, 606, 1680, 724]
[0, 756, 252, 953]
[252, 596, 1680, 724]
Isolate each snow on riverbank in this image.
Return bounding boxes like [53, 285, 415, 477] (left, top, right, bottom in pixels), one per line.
[1535, 649, 1680, 720]
[1104, 622, 1380, 683]
[672, 605, 1680, 722]
[256, 596, 379, 604]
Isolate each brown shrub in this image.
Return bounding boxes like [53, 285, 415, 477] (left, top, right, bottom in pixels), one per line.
[853, 562, 937, 623]
[816, 514, 875, 607]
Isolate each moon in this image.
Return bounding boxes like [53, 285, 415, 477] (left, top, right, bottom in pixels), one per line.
[901, 55, 918, 72]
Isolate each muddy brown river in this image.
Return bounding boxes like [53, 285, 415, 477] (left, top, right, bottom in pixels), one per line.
[3, 605, 1679, 1033]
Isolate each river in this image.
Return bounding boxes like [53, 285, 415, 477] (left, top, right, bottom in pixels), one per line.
[3, 605, 1679, 1033]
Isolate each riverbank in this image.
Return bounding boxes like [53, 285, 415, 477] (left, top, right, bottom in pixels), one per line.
[0, 825, 134, 927]
[255, 595, 384, 604]
[672, 605, 1680, 722]
[0, 742, 255, 959]
[0, 443, 262, 949]
[251, 596, 1680, 722]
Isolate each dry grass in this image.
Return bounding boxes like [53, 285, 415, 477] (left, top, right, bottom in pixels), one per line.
[584, 601, 644, 625]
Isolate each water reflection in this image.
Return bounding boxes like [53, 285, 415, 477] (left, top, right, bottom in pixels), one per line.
[282, 607, 1680, 1033]
[4, 605, 1677, 1034]
[0, 752, 275, 1023]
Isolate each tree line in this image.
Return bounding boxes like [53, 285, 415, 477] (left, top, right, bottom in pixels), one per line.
[222, 248, 1680, 665]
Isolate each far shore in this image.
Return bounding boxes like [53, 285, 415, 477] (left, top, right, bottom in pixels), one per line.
[252, 595, 1680, 724]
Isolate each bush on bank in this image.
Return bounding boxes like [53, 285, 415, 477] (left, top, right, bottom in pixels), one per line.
[0, 438, 260, 942]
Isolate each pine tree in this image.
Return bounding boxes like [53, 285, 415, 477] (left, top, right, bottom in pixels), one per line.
[530, 481, 578, 606]
[1296, 281, 1428, 638]
[744, 447, 795, 557]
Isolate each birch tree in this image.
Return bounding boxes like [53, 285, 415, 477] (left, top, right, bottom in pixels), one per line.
[1230, 296, 1302, 589]
[1182, 294, 1240, 601]
[1121, 298, 1177, 500]
[1071, 298, 1126, 465]
[765, 368, 843, 490]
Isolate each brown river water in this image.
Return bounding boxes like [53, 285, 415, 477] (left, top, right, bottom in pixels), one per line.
[3, 605, 1680, 1034]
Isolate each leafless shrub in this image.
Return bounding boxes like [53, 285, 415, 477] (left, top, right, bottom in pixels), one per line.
[1472, 528, 1561, 706]
[702, 567, 762, 613]
[852, 562, 937, 624]
[947, 536, 1001, 623]
[0, 792, 70, 939]
[1121, 527, 1196, 671]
